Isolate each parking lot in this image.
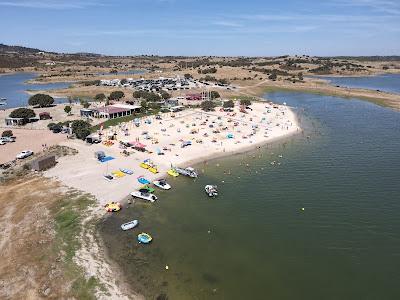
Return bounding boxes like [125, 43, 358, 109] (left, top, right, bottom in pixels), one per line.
[0, 128, 67, 164]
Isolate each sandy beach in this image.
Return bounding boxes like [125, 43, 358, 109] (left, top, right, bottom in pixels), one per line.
[44, 102, 299, 205]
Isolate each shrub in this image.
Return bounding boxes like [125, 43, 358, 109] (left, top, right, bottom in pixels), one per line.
[1, 130, 13, 137]
[28, 94, 54, 107]
[240, 99, 252, 106]
[223, 100, 234, 108]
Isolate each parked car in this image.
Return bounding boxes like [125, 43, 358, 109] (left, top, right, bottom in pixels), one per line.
[0, 136, 16, 143]
[0, 140, 6, 145]
[16, 150, 34, 159]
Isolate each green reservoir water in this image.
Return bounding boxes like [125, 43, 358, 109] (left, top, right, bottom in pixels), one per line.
[318, 73, 400, 94]
[99, 90, 400, 299]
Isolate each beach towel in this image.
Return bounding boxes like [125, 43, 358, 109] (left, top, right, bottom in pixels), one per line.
[100, 156, 115, 163]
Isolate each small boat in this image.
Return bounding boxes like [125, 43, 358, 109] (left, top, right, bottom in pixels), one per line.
[140, 162, 150, 169]
[167, 169, 179, 177]
[104, 174, 114, 181]
[148, 167, 159, 174]
[153, 179, 171, 190]
[139, 186, 155, 193]
[0, 98, 7, 106]
[137, 232, 152, 244]
[105, 202, 122, 212]
[205, 185, 218, 197]
[131, 191, 158, 202]
[120, 168, 134, 175]
[174, 167, 198, 178]
[137, 176, 150, 184]
[121, 220, 139, 231]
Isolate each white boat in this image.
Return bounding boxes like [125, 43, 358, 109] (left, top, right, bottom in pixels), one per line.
[0, 98, 6, 106]
[121, 220, 139, 231]
[174, 167, 198, 178]
[205, 185, 218, 197]
[131, 191, 158, 202]
[153, 179, 171, 190]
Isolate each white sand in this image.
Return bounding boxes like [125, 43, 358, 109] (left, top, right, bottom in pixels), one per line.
[44, 102, 299, 205]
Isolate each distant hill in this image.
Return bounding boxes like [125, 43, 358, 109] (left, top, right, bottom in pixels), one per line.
[329, 56, 400, 62]
[0, 43, 47, 54]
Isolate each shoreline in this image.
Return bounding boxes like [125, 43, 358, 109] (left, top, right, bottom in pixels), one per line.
[92, 106, 301, 299]
[44, 102, 299, 205]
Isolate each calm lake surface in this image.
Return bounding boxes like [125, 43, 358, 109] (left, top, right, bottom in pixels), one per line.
[0, 72, 70, 109]
[100, 80, 400, 299]
[321, 73, 400, 94]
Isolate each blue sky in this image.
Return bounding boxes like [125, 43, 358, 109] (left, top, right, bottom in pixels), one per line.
[0, 0, 399, 56]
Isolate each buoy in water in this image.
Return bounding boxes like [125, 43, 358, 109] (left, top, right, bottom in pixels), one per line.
[301, 207, 305, 211]
[165, 265, 169, 270]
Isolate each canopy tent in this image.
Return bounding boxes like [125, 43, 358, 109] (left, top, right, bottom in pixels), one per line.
[131, 141, 146, 148]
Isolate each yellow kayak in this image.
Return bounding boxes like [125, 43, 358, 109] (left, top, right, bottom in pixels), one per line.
[149, 167, 159, 174]
[140, 162, 150, 169]
[167, 169, 179, 177]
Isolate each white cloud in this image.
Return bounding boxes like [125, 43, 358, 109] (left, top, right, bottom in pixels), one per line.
[213, 21, 243, 28]
[332, 0, 400, 15]
[0, 0, 105, 9]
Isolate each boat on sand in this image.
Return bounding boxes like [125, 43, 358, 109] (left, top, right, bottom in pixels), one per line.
[167, 169, 179, 177]
[137, 176, 150, 184]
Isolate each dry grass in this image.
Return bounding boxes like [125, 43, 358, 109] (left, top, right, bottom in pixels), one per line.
[0, 175, 98, 299]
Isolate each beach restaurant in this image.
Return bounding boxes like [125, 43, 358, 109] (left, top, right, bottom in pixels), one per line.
[92, 104, 141, 119]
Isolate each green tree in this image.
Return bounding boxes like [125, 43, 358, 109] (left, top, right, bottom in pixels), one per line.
[210, 91, 220, 100]
[9, 108, 36, 121]
[298, 72, 304, 81]
[94, 93, 106, 102]
[71, 120, 91, 140]
[133, 90, 145, 99]
[161, 91, 171, 100]
[240, 98, 252, 106]
[147, 93, 161, 102]
[1, 130, 13, 137]
[109, 91, 125, 100]
[28, 94, 54, 107]
[223, 100, 234, 108]
[184, 73, 193, 79]
[82, 101, 91, 109]
[140, 100, 148, 112]
[201, 100, 216, 112]
[64, 105, 72, 115]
